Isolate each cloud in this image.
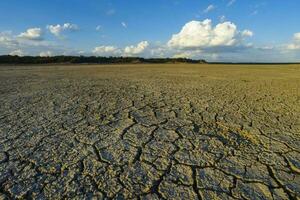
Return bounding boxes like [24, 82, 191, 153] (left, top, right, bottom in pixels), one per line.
[93, 41, 149, 56]
[293, 33, 300, 42]
[121, 22, 127, 28]
[149, 46, 168, 58]
[39, 51, 53, 57]
[258, 46, 274, 50]
[286, 33, 300, 50]
[96, 25, 102, 31]
[219, 15, 226, 22]
[167, 19, 253, 50]
[172, 52, 195, 59]
[106, 9, 116, 16]
[18, 28, 43, 40]
[0, 30, 72, 57]
[227, 0, 236, 7]
[167, 48, 220, 61]
[149, 43, 294, 62]
[242, 30, 254, 37]
[1, 30, 50, 49]
[124, 41, 149, 55]
[78, 50, 85, 55]
[92, 46, 122, 56]
[0, 31, 19, 48]
[9, 49, 25, 56]
[251, 10, 258, 16]
[47, 23, 79, 37]
[203, 4, 215, 13]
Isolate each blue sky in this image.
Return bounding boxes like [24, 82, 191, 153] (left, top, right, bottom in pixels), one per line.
[0, 0, 300, 62]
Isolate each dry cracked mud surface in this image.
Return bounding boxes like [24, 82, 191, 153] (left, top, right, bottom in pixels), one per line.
[0, 64, 299, 199]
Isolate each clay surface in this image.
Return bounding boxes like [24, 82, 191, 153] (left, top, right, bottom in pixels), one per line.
[0, 64, 299, 199]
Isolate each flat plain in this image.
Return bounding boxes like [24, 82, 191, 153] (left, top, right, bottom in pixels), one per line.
[0, 64, 299, 199]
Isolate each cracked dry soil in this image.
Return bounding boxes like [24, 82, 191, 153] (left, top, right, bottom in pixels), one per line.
[0, 64, 299, 200]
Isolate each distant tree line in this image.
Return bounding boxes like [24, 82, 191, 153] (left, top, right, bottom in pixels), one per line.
[0, 55, 207, 65]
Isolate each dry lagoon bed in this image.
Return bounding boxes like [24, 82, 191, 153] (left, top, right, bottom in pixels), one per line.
[0, 64, 299, 199]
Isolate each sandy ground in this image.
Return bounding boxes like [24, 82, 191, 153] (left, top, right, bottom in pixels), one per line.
[0, 64, 299, 199]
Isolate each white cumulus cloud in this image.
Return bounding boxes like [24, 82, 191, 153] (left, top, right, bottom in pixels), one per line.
[9, 49, 25, 56]
[47, 23, 79, 37]
[39, 51, 53, 57]
[293, 33, 300, 42]
[0, 31, 19, 47]
[18, 28, 43, 40]
[286, 44, 300, 50]
[92, 46, 121, 56]
[242, 30, 254, 37]
[286, 33, 300, 50]
[172, 52, 194, 59]
[0, 31, 57, 55]
[92, 41, 149, 56]
[167, 19, 253, 50]
[124, 41, 149, 55]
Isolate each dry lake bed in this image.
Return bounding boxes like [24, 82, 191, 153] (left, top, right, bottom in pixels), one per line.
[0, 64, 299, 199]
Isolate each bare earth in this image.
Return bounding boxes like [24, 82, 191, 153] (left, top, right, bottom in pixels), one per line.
[0, 64, 299, 199]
